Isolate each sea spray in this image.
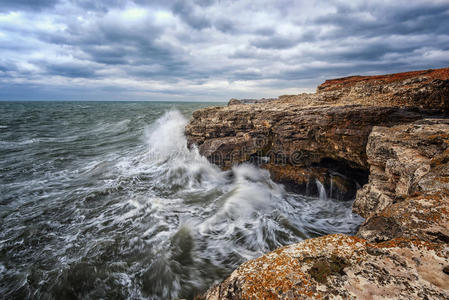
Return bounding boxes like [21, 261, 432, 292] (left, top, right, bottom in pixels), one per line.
[0, 103, 363, 300]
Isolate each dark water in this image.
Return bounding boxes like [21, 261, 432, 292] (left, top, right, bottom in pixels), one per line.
[0, 101, 363, 299]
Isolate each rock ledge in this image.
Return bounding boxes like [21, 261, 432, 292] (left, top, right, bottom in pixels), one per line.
[185, 67, 449, 299]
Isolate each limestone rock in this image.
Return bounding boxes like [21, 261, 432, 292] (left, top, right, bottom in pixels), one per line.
[227, 98, 276, 105]
[354, 118, 449, 217]
[187, 68, 449, 299]
[228, 98, 242, 105]
[204, 234, 449, 300]
[354, 118, 449, 243]
[358, 192, 449, 244]
[186, 67, 449, 197]
[204, 118, 449, 300]
[186, 104, 438, 198]
[315, 67, 449, 111]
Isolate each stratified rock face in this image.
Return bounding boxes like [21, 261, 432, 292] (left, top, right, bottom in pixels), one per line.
[354, 118, 449, 243]
[188, 68, 449, 299]
[203, 118, 449, 299]
[186, 67, 449, 198]
[316, 67, 449, 110]
[186, 103, 436, 198]
[186, 104, 430, 169]
[273, 67, 449, 110]
[205, 234, 449, 300]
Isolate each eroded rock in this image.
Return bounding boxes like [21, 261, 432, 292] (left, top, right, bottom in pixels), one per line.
[186, 104, 439, 198]
[205, 234, 449, 300]
[188, 68, 449, 299]
[353, 118, 449, 217]
[315, 67, 449, 110]
[354, 118, 449, 243]
[186, 67, 449, 198]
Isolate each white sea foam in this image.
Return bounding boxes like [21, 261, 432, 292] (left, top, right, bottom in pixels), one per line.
[0, 106, 363, 300]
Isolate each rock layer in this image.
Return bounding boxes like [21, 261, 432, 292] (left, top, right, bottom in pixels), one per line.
[354, 118, 449, 243]
[186, 105, 431, 170]
[186, 67, 449, 299]
[186, 67, 449, 198]
[286, 67, 449, 110]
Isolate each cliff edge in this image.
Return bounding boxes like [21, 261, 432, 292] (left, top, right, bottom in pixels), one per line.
[185, 67, 449, 299]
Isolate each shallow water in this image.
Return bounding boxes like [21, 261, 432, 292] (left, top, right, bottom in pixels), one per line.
[0, 101, 363, 299]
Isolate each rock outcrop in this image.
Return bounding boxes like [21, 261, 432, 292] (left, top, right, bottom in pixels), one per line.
[205, 234, 449, 300]
[354, 118, 449, 243]
[283, 67, 449, 110]
[187, 104, 442, 198]
[186, 67, 449, 198]
[228, 98, 276, 105]
[202, 118, 449, 300]
[185, 67, 449, 299]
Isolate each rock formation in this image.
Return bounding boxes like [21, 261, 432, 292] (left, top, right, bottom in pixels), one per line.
[186, 67, 449, 199]
[185, 67, 449, 299]
[201, 118, 449, 299]
[284, 67, 449, 110]
[354, 118, 449, 244]
[228, 98, 276, 105]
[205, 235, 449, 300]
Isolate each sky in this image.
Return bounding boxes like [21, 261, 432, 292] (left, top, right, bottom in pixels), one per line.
[0, 0, 449, 101]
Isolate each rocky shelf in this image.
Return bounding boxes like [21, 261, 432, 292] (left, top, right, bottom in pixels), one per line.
[185, 67, 449, 299]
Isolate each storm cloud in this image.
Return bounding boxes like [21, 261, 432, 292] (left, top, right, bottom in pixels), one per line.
[0, 0, 448, 101]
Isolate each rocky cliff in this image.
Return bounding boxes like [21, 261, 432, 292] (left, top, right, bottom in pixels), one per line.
[284, 67, 449, 109]
[186, 67, 448, 199]
[354, 118, 449, 244]
[185, 67, 449, 299]
[202, 119, 449, 299]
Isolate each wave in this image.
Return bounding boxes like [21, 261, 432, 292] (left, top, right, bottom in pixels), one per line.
[0, 107, 363, 300]
[107, 109, 363, 298]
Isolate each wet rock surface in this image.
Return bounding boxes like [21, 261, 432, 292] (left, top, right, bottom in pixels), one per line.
[186, 104, 441, 199]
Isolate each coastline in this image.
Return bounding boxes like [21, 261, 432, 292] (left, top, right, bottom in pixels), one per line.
[186, 67, 449, 299]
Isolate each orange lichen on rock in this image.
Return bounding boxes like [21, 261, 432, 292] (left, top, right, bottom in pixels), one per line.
[188, 69, 449, 299]
[204, 234, 449, 299]
[355, 118, 449, 244]
[317, 66, 449, 92]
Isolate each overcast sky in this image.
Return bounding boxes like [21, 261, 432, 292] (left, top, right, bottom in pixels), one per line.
[1, 0, 449, 101]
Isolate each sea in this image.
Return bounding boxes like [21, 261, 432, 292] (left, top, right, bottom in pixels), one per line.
[0, 101, 363, 299]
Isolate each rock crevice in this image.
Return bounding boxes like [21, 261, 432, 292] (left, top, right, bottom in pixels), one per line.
[186, 68, 449, 199]
[185, 67, 449, 299]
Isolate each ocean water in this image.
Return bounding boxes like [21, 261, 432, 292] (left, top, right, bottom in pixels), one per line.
[0, 101, 363, 299]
